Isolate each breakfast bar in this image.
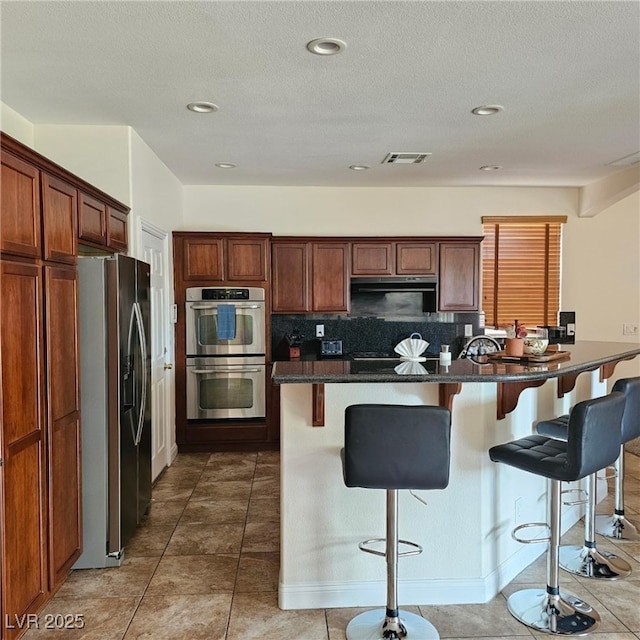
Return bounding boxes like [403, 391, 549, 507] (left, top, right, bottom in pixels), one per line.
[272, 342, 640, 610]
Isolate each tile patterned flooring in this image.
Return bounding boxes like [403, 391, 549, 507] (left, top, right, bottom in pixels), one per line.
[23, 451, 640, 640]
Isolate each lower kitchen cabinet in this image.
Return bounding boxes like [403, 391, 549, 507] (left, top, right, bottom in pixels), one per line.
[0, 260, 48, 640]
[44, 266, 82, 590]
[0, 261, 82, 640]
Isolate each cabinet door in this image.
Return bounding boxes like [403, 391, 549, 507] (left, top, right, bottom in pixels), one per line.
[44, 266, 82, 589]
[78, 192, 107, 245]
[312, 243, 349, 313]
[181, 237, 224, 281]
[396, 242, 437, 275]
[1, 150, 41, 259]
[1, 261, 48, 635]
[438, 242, 480, 311]
[271, 243, 309, 312]
[351, 242, 394, 275]
[42, 173, 77, 264]
[107, 207, 128, 253]
[226, 237, 268, 281]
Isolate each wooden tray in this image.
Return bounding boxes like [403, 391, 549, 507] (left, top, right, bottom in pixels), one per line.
[488, 350, 571, 363]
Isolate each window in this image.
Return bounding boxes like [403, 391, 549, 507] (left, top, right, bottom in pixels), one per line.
[482, 216, 566, 329]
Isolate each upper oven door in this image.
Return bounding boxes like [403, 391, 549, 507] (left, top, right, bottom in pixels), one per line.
[186, 287, 266, 356]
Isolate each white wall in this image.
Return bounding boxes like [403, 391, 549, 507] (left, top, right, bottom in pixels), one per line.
[182, 185, 579, 236]
[1, 102, 34, 147]
[33, 124, 132, 206]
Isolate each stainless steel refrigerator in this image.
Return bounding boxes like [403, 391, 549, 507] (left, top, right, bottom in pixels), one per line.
[74, 254, 151, 569]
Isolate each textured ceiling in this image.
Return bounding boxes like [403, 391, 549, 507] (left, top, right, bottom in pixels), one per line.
[1, 1, 639, 188]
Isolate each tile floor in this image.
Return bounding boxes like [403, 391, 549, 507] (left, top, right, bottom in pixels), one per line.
[23, 450, 640, 640]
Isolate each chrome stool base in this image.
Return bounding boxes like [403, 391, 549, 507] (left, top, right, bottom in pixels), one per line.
[595, 513, 640, 541]
[559, 544, 632, 579]
[507, 588, 600, 636]
[346, 609, 439, 640]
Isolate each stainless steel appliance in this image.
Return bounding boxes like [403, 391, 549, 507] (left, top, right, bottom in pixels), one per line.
[186, 286, 266, 356]
[185, 286, 267, 421]
[186, 356, 266, 419]
[74, 254, 151, 569]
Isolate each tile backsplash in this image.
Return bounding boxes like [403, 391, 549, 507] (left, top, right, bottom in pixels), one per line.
[271, 313, 483, 359]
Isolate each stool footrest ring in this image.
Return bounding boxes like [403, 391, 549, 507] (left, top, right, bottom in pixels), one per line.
[512, 522, 550, 544]
[358, 537, 423, 557]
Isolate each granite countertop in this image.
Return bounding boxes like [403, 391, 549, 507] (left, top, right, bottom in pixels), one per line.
[272, 341, 640, 384]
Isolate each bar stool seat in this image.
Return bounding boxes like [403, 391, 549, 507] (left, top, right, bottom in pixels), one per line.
[489, 392, 626, 636]
[342, 404, 451, 640]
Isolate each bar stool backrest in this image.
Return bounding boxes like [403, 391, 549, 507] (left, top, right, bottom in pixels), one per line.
[565, 392, 626, 480]
[612, 377, 640, 443]
[342, 404, 451, 490]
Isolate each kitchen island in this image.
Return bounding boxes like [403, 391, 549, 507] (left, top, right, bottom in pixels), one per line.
[272, 342, 640, 610]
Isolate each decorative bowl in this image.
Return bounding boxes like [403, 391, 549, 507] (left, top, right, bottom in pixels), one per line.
[523, 329, 549, 355]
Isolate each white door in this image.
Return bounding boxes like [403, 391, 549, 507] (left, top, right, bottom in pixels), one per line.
[139, 221, 174, 481]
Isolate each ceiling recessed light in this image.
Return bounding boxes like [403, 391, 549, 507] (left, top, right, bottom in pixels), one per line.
[187, 102, 218, 113]
[306, 38, 346, 55]
[471, 105, 504, 116]
[479, 165, 503, 171]
[215, 162, 236, 169]
[349, 164, 370, 171]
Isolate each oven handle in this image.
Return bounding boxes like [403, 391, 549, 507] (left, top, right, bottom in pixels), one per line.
[190, 368, 263, 374]
[189, 304, 262, 310]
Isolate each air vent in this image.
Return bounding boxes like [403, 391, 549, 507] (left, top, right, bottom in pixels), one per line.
[382, 152, 432, 165]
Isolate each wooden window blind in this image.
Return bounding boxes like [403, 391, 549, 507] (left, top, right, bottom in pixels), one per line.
[482, 216, 566, 329]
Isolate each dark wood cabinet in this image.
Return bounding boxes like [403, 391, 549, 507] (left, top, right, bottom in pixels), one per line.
[107, 207, 128, 252]
[438, 242, 480, 311]
[44, 266, 82, 590]
[396, 242, 437, 275]
[272, 241, 349, 313]
[0, 260, 48, 639]
[176, 233, 269, 283]
[1, 150, 41, 259]
[351, 242, 394, 275]
[311, 243, 349, 312]
[271, 242, 309, 312]
[351, 241, 436, 276]
[42, 173, 77, 264]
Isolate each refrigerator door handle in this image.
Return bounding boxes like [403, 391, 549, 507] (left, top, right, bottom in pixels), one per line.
[133, 301, 148, 447]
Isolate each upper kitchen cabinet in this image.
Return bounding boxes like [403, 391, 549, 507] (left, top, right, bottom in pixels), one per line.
[272, 240, 349, 313]
[351, 241, 437, 276]
[438, 241, 481, 311]
[78, 194, 128, 253]
[312, 243, 349, 312]
[174, 232, 270, 284]
[42, 173, 77, 264]
[1, 149, 41, 259]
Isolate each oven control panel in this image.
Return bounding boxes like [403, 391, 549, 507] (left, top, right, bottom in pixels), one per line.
[186, 287, 265, 302]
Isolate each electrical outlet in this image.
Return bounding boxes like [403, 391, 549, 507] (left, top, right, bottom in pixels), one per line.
[464, 324, 473, 337]
[623, 323, 639, 336]
[316, 324, 325, 338]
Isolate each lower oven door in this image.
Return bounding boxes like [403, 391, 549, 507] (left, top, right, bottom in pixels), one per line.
[186, 356, 266, 419]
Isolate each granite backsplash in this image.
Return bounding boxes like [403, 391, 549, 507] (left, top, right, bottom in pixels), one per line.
[271, 313, 483, 360]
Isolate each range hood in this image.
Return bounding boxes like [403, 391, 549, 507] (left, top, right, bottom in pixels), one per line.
[350, 276, 437, 293]
[350, 277, 438, 316]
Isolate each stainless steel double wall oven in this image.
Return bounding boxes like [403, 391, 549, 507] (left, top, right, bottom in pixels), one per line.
[185, 287, 266, 420]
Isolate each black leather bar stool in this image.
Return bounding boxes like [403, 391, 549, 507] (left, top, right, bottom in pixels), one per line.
[488, 392, 625, 636]
[536, 392, 632, 579]
[342, 404, 451, 640]
[595, 377, 640, 540]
